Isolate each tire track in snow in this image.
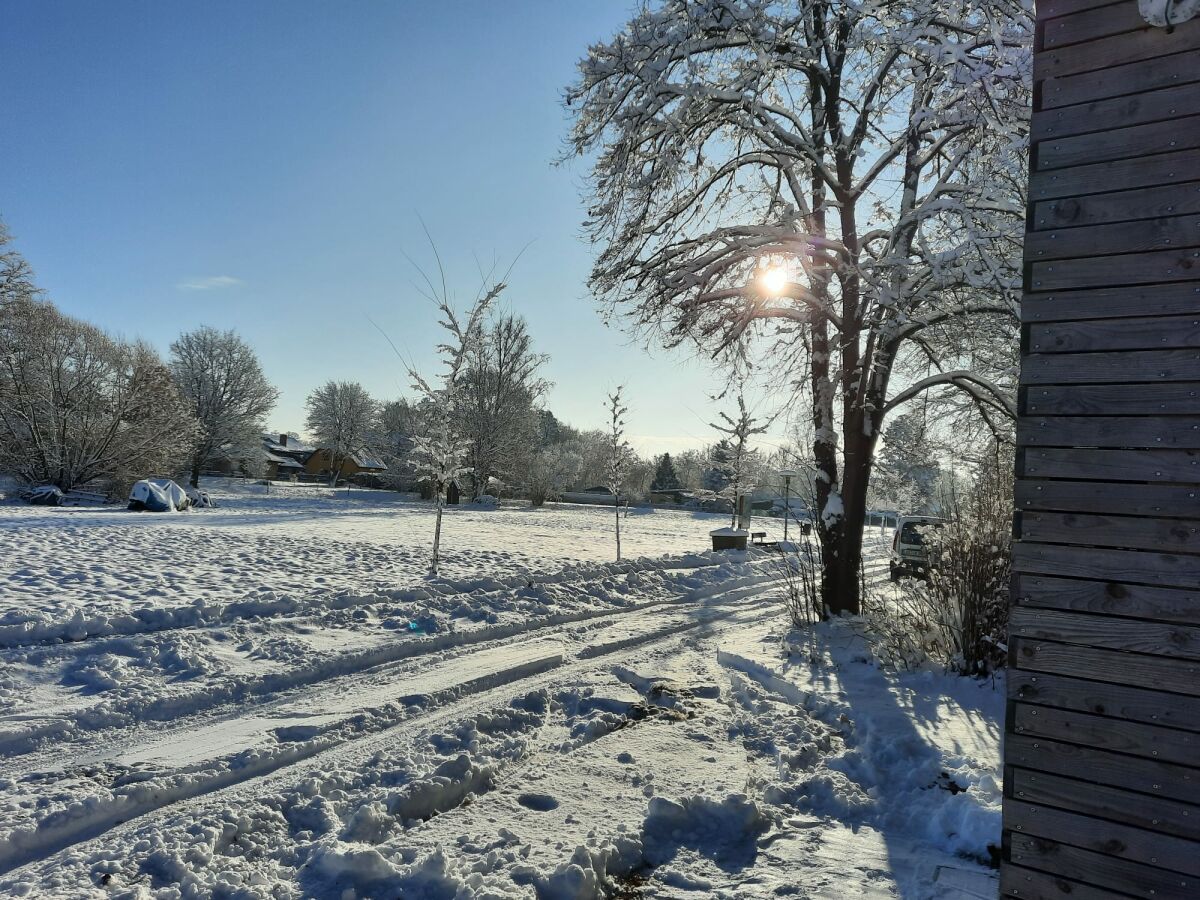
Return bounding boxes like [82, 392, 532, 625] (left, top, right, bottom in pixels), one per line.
[0, 566, 778, 760]
[0, 584, 784, 877]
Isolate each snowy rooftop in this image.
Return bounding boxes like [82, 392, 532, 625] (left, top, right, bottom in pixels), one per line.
[262, 433, 314, 454]
[349, 452, 386, 470]
[263, 450, 304, 468]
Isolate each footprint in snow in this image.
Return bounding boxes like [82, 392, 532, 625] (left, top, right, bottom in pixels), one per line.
[517, 793, 559, 812]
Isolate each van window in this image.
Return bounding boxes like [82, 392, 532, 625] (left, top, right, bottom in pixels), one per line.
[899, 521, 942, 545]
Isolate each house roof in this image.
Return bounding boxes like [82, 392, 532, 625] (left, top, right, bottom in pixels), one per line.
[264, 450, 304, 469]
[350, 452, 386, 471]
[262, 434, 314, 455]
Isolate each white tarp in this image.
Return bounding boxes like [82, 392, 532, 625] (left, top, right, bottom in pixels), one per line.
[185, 487, 216, 508]
[129, 479, 191, 512]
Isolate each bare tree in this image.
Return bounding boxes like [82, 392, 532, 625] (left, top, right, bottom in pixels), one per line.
[0, 294, 196, 492]
[457, 314, 549, 498]
[567, 0, 1029, 614]
[528, 441, 583, 507]
[672, 448, 707, 492]
[169, 326, 279, 487]
[373, 397, 423, 490]
[604, 387, 633, 560]
[709, 390, 770, 528]
[404, 286, 505, 574]
[373, 226, 526, 574]
[0, 221, 36, 311]
[870, 411, 942, 515]
[304, 381, 379, 486]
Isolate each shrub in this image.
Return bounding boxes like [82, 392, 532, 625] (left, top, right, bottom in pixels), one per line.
[0, 297, 197, 493]
[872, 451, 1012, 675]
[775, 542, 823, 628]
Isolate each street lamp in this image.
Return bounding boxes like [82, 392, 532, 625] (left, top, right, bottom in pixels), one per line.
[777, 468, 800, 542]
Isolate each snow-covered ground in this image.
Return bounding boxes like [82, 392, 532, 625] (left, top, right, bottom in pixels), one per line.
[0, 483, 1002, 898]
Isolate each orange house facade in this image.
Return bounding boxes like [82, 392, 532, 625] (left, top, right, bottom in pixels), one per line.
[302, 449, 387, 482]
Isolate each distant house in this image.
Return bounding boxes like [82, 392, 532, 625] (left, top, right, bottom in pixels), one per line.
[302, 448, 387, 482]
[261, 450, 304, 480]
[260, 433, 312, 480]
[206, 433, 389, 483]
[205, 433, 310, 480]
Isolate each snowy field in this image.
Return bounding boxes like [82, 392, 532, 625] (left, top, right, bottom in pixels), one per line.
[0, 483, 1002, 898]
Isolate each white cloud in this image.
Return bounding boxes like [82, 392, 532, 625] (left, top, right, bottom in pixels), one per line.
[176, 275, 243, 291]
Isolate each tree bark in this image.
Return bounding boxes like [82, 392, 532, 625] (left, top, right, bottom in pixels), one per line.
[614, 495, 622, 560]
[431, 484, 445, 575]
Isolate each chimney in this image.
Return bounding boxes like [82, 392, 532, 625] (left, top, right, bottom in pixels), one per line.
[279, 433, 288, 447]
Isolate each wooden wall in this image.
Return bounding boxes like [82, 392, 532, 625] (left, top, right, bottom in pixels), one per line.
[1002, 1, 1200, 897]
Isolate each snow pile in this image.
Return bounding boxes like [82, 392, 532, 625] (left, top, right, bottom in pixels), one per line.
[534, 839, 644, 900]
[305, 844, 510, 900]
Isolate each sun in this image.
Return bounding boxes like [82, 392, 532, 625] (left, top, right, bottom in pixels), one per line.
[759, 266, 788, 296]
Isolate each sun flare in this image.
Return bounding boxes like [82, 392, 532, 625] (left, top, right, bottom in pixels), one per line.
[759, 266, 788, 295]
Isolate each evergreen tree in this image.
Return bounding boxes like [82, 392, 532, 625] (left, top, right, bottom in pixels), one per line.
[651, 453, 680, 490]
[702, 440, 735, 492]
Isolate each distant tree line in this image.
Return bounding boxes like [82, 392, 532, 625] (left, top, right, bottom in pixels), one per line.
[2, 221, 867, 509]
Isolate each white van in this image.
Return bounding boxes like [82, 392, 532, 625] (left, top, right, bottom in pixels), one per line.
[889, 515, 944, 581]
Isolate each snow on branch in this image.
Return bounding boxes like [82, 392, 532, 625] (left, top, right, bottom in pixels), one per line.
[883, 370, 1016, 420]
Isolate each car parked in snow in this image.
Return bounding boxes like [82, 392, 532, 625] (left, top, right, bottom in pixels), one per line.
[889, 515, 944, 581]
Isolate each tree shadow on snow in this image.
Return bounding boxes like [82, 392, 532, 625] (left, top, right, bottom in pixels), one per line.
[642, 794, 767, 874]
[800, 623, 1001, 898]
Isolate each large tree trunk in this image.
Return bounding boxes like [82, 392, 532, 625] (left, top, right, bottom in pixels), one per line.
[820, 416, 882, 617]
[820, 529, 861, 617]
[818, 492, 868, 616]
[190, 458, 201, 489]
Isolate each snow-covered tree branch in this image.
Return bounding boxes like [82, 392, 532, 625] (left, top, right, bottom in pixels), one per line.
[567, 0, 1030, 614]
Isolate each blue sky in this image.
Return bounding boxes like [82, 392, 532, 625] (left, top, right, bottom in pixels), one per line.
[0, 1, 751, 455]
